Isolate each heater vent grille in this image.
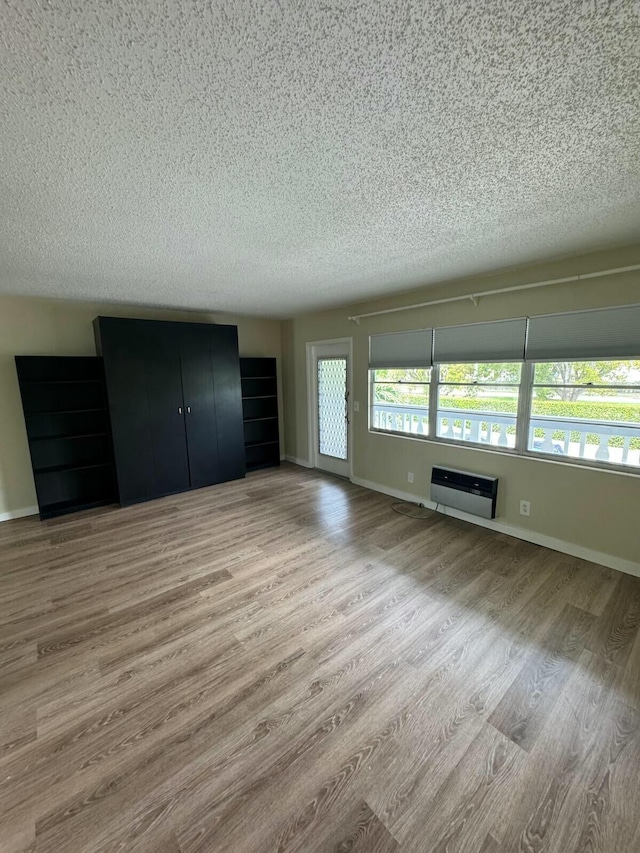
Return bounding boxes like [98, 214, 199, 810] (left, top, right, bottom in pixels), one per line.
[430, 466, 498, 519]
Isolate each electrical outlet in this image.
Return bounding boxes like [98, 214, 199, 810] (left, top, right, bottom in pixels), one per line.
[407, 472, 414, 484]
[353, 401, 360, 412]
[520, 500, 531, 517]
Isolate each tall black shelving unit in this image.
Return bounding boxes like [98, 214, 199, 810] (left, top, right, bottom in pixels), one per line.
[240, 357, 280, 471]
[15, 356, 116, 519]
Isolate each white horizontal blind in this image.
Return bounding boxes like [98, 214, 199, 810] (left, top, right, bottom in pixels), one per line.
[526, 304, 640, 361]
[369, 329, 433, 369]
[432, 318, 527, 363]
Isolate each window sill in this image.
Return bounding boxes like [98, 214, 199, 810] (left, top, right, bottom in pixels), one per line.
[368, 427, 640, 478]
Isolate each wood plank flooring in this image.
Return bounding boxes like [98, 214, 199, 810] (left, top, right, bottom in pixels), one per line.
[1, 463, 639, 853]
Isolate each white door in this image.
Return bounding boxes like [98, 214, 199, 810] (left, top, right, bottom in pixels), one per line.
[309, 341, 352, 478]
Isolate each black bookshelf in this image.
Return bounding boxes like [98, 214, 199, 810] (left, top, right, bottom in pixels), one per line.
[240, 357, 280, 472]
[15, 356, 116, 519]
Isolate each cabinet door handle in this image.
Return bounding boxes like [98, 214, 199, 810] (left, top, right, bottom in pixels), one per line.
[187, 406, 191, 414]
[178, 406, 183, 414]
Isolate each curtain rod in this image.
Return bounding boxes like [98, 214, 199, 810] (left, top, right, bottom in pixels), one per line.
[347, 264, 640, 324]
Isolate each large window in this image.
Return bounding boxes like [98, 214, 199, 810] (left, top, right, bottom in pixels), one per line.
[436, 363, 521, 448]
[371, 368, 431, 436]
[527, 360, 640, 468]
[369, 358, 640, 472]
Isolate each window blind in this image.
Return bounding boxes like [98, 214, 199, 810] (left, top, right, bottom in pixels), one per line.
[369, 329, 433, 369]
[526, 304, 640, 361]
[432, 318, 527, 364]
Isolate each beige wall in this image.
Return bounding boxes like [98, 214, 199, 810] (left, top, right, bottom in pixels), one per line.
[281, 244, 640, 566]
[3, 245, 640, 565]
[0, 295, 282, 517]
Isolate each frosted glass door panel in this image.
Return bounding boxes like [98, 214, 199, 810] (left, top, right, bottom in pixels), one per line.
[317, 358, 348, 460]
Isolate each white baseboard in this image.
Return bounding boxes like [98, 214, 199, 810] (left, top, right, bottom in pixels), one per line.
[0, 505, 39, 523]
[284, 455, 313, 468]
[350, 475, 640, 579]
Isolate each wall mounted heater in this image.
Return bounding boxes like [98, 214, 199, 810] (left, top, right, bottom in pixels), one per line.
[430, 466, 498, 519]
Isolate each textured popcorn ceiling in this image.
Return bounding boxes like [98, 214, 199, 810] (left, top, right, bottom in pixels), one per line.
[1, 1, 639, 317]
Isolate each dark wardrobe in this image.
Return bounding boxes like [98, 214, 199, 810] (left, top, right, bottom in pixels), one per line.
[94, 317, 245, 506]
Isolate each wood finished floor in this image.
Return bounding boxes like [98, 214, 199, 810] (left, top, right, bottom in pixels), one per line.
[1, 464, 639, 853]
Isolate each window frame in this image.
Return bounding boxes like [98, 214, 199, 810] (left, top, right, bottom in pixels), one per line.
[434, 362, 523, 453]
[368, 358, 640, 476]
[370, 367, 433, 439]
[522, 359, 640, 473]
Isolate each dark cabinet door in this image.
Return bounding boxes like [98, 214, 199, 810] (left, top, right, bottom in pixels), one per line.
[179, 324, 220, 489]
[211, 325, 246, 482]
[142, 323, 191, 497]
[96, 318, 157, 505]
[97, 316, 244, 507]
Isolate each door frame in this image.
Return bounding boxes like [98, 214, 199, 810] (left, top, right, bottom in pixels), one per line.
[306, 337, 353, 479]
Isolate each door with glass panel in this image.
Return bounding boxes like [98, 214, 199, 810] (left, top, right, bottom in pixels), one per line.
[311, 342, 351, 477]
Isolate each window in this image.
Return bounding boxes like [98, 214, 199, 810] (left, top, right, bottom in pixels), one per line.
[436, 363, 521, 448]
[527, 360, 640, 469]
[367, 311, 640, 475]
[371, 368, 431, 436]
